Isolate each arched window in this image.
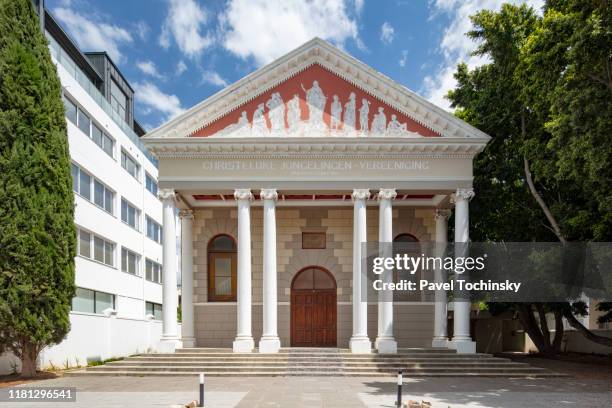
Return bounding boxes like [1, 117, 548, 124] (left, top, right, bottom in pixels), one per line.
[207, 234, 237, 302]
[394, 233, 419, 243]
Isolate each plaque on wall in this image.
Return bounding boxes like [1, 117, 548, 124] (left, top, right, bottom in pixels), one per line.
[302, 232, 326, 249]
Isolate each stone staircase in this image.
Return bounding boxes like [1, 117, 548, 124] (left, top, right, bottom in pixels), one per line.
[67, 348, 565, 377]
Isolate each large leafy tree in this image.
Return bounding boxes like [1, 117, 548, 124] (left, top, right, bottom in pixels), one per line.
[0, 0, 75, 376]
[448, 1, 612, 353]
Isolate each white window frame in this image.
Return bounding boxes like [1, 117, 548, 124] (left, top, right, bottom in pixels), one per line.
[145, 215, 162, 244]
[72, 287, 116, 314]
[145, 172, 158, 197]
[145, 259, 162, 284]
[76, 227, 115, 267]
[121, 197, 140, 231]
[121, 247, 141, 276]
[121, 150, 140, 180]
[72, 163, 115, 215]
[64, 93, 115, 159]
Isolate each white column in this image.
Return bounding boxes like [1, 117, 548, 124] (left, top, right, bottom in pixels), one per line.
[349, 189, 371, 353]
[157, 189, 181, 352]
[450, 188, 476, 354]
[233, 189, 255, 352]
[375, 188, 397, 354]
[432, 209, 451, 348]
[259, 189, 281, 353]
[180, 209, 195, 348]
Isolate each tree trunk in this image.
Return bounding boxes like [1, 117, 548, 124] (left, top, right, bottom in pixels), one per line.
[535, 303, 551, 348]
[517, 304, 554, 354]
[563, 309, 612, 347]
[552, 309, 564, 352]
[20, 341, 39, 378]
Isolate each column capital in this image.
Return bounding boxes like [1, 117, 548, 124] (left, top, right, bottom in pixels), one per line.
[450, 188, 475, 203]
[179, 209, 194, 220]
[352, 189, 370, 201]
[234, 189, 253, 201]
[158, 188, 176, 203]
[435, 208, 452, 220]
[260, 188, 278, 201]
[377, 188, 397, 201]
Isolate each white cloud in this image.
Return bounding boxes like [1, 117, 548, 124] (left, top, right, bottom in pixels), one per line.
[53, 7, 132, 63]
[220, 0, 361, 66]
[201, 70, 228, 87]
[159, 0, 213, 58]
[135, 21, 149, 41]
[422, 0, 544, 110]
[136, 60, 165, 79]
[399, 50, 408, 67]
[380, 22, 395, 45]
[354, 0, 365, 14]
[133, 82, 184, 122]
[176, 61, 188, 76]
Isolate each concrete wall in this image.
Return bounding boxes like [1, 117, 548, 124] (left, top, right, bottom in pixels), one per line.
[192, 205, 436, 348]
[0, 312, 176, 374]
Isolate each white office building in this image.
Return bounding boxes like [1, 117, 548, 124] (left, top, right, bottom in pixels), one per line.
[1, 5, 169, 373]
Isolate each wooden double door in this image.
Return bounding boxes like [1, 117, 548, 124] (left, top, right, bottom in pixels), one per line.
[290, 267, 337, 347]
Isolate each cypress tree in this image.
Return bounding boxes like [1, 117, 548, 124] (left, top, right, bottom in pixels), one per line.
[0, 0, 75, 377]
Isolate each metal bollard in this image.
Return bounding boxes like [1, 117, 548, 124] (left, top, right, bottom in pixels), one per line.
[395, 369, 403, 407]
[199, 373, 205, 407]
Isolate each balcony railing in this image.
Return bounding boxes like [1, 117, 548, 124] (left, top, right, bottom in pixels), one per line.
[46, 32, 158, 167]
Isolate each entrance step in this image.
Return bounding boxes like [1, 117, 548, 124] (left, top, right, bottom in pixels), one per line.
[66, 348, 566, 378]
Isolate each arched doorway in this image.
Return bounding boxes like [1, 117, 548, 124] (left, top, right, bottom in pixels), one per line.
[290, 266, 337, 347]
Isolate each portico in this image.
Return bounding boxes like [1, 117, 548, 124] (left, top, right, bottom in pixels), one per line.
[143, 38, 490, 354]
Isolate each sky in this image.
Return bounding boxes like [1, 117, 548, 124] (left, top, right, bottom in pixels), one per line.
[46, 0, 544, 131]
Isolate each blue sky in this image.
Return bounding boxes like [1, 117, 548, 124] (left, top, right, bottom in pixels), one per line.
[46, 0, 542, 131]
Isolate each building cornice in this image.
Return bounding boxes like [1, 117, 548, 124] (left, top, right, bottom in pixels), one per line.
[145, 136, 488, 159]
[143, 38, 492, 142]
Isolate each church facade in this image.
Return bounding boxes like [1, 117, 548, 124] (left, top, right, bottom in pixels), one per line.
[143, 38, 490, 354]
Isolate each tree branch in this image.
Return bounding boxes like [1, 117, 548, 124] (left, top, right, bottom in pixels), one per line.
[562, 309, 612, 347]
[523, 156, 567, 244]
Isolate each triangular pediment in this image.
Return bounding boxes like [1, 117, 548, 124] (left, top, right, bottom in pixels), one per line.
[192, 64, 439, 138]
[144, 38, 490, 141]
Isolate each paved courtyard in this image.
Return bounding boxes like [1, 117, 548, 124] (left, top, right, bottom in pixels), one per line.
[1, 371, 612, 408]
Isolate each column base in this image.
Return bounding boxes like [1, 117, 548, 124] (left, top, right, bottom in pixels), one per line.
[431, 338, 449, 348]
[258, 336, 281, 353]
[374, 337, 397, 354]
[181, 337, 196, 348]
[156, 337, 182, 353]
[448, 338, 476, 354]
[349, 336, 372, 353]
[233, 336, 255, 353]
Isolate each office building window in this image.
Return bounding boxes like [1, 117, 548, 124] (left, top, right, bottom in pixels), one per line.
[145, 173, 158, 196]
[77, 228, 114, 267]
[93, 179, 114, 213]
[63, 95, 77, 124]
[91, 123, 114, 159]
[146, 216, 162, 244]
[77, 108, 90, 135]
[145, 259, 162, 283]
[121, 198, 140, 230]
[72, 288, 115, 314]
[121, 150, 139, 179]
[71, 163, 114, 215]
[110, 79, 128, 121]
[121, 247, 140, 275]
[146, 302, 163, 320]
[78, 229, 91, 258]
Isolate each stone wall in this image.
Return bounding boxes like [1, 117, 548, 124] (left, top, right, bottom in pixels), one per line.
[192, 205, 436, 348]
